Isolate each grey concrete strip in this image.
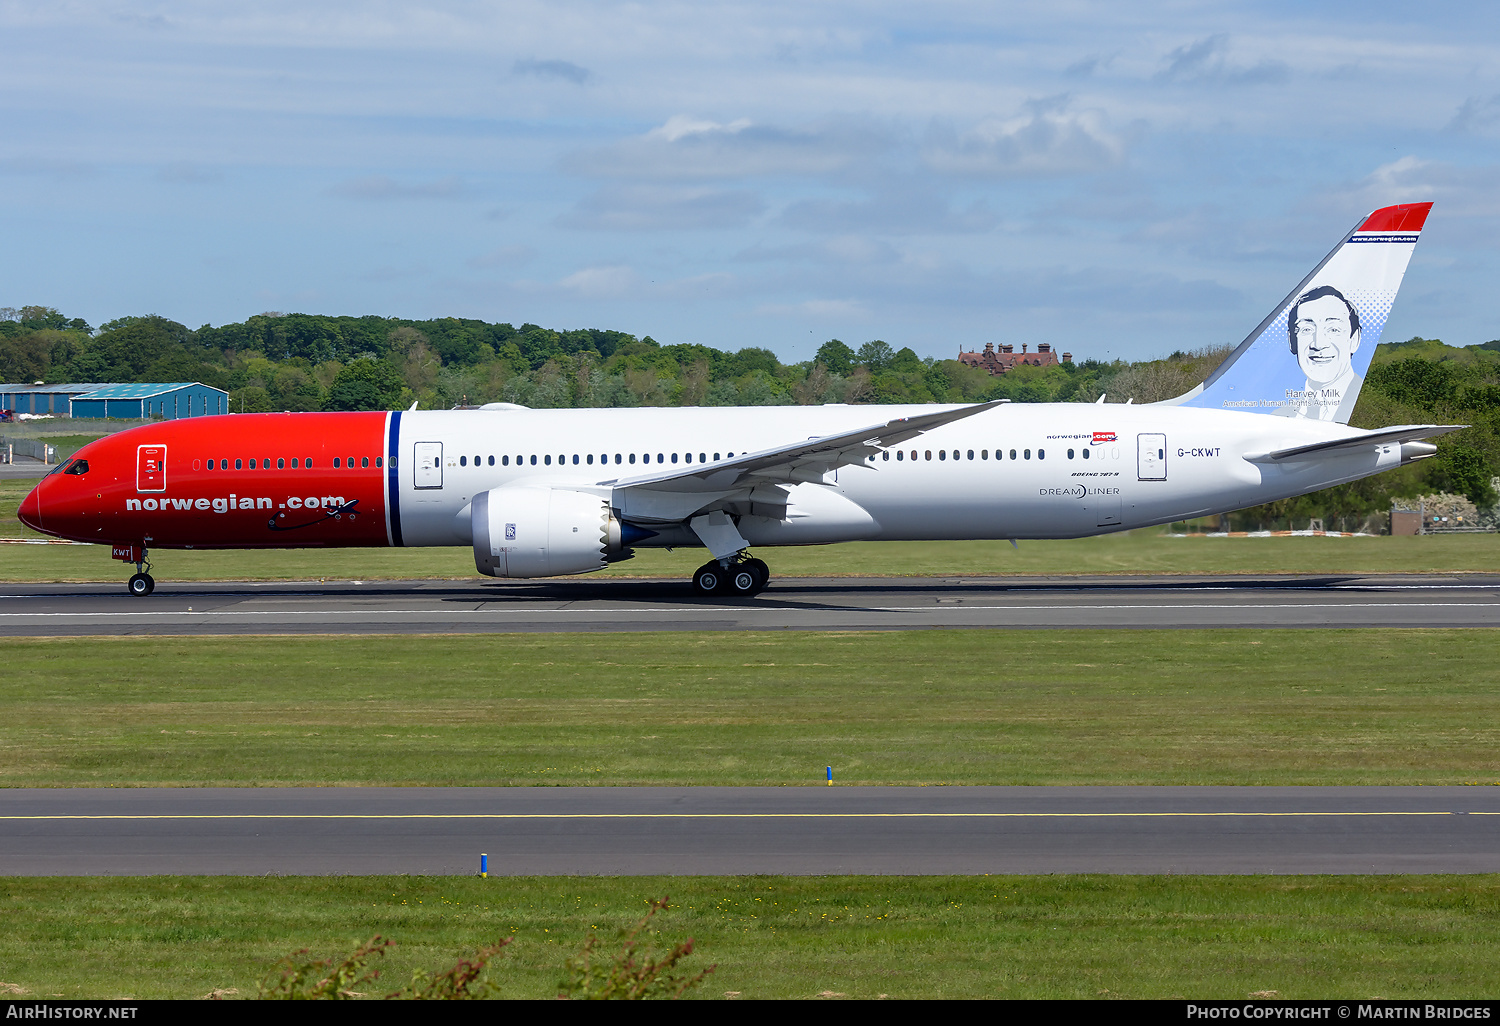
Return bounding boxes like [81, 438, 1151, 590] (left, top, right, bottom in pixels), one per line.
[2, 787, 1498, 876]
[2, 575, 1499, 634]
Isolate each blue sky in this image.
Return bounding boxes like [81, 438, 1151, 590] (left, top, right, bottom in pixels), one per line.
[3, 1, 1499, 363]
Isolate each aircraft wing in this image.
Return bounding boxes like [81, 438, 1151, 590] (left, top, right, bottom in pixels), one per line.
[1245, 424, 1465, 464]
[603, 400, 1007, 494]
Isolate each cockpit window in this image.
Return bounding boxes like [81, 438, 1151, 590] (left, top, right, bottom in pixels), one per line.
[63, 459, 89, 476]
[47, 459, 73, 476]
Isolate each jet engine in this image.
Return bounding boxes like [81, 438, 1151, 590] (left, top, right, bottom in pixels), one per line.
[471, 486, 635, 578]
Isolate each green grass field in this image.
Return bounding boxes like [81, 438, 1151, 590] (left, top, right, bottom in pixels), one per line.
[9, 464, 1500, 1000]
[3, 630, 1498, 787]
[3, 875, 1499, 999]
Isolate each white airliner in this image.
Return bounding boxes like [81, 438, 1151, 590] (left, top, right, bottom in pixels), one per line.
[19, 202, 1458, 596]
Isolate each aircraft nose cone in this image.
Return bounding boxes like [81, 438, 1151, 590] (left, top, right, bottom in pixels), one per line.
[17, 485, 42, 532]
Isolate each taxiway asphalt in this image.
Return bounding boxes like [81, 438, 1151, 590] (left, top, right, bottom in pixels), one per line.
[1, 573, 1499, 634]
[3, 786, 1496, 875]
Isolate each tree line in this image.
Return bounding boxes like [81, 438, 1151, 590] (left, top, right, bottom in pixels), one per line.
[3, 305, 1498, 523]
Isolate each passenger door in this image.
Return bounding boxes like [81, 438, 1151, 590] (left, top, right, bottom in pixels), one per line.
[136, 445, 166, 493]
[414, 442, 443, 489]
[1137, 433, 1166, 481]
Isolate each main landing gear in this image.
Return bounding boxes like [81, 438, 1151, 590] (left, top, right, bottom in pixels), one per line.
[127, 548, 155, 597]
[692, 554, 770, 597]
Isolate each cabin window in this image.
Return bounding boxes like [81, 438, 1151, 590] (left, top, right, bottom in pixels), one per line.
[925, 450, 932, 461]
[305, 458, 313, 467]
[572, 454, 579, 465]
[488, 456, 494, 466]
[1009, 449, 1016, 461]
[1024, 449, 1031, 460]
[896, 451, 904, 461]
[657, 453, 664, 463]
[615, 454, 622, 464]
[235, 459, 242, 470]
[1067, 449, 1075, 459]
[460, 456, 467, 467]
[981, 450, 988, 460]
[699, 453, 706, 463]
[377, 456, 385, 468]
[206, 460, 215, 470]
[1082, 449, 1090, 460]
[939, 450, 947, 461]
[587, 454, 594, 465]
[530, 455, 537, 465]
[544, 455, 552, 465]
[882, 451, 890, 461]
[1038, 449, 1045, 460]
[671, 453, 679, 464]
[629, 454, 636, 464]
[333, 458, 340, 468]
[967, 450, 974, 460]
[502, 456, 510, 466]
[714, 453, 721, 461]
[277, 458, 285, 469]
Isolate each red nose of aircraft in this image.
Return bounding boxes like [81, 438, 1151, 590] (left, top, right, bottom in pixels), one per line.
[17, 484, 42, 533]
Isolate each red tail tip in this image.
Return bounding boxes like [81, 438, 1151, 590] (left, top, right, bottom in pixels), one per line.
[1359, 202, 1432, 233]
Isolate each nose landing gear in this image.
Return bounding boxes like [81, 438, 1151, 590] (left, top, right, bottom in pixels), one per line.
[126, 549, 155, 597]
[692, 554, 769, 597]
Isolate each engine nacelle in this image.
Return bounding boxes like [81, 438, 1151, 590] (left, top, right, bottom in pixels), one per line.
[472, 486, 613, 578]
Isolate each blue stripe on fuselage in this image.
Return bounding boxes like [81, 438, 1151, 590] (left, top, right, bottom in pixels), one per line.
[386, 411, 404, 547]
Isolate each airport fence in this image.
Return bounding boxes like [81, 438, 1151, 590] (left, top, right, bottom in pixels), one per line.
[0, 437, 58, 465]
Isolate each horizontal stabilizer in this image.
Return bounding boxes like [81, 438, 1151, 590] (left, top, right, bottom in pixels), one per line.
[1245, 424, 1464, 464]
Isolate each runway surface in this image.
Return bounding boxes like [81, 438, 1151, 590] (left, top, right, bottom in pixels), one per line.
[4, 786, 1498, 875]
[2, 573, 1500, 634]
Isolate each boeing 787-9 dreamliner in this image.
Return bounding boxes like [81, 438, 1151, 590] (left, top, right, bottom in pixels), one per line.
[18, 202, 1458, 597]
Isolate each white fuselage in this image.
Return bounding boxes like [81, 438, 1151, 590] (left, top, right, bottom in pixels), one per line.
[390, 403, 1400, 548]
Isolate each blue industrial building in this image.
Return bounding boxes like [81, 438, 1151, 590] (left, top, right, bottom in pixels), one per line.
[0, 382, 228, 419]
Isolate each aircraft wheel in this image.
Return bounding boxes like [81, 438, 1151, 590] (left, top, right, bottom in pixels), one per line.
[727, 564, 759, 596]
[128, 573, 154, 597]
[745, 558, 770, 593]
[692, 562, 726, 596]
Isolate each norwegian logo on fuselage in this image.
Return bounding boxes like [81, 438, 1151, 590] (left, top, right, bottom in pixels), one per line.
[1091, 431, 1117, 445]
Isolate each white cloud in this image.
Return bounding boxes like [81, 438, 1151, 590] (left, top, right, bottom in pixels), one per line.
[560, 116, 890, 180]
[923, 97, 1127, 178]
[1334, 156, 1500, 218]
[557, 265, 641, 299]
[1154, 35, 1288, 86]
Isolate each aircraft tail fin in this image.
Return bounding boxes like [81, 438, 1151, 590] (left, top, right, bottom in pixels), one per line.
[1162, 202, 1431, 423]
